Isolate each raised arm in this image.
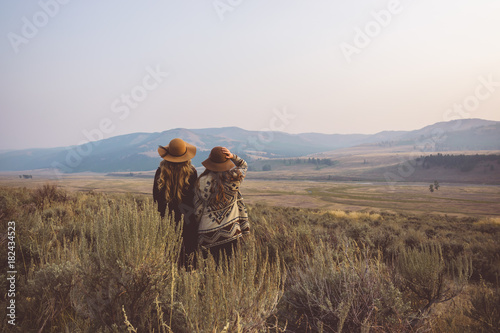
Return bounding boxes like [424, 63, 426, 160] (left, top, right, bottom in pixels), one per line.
[221, 147, 247, 178]
[231, 154, 247, 170]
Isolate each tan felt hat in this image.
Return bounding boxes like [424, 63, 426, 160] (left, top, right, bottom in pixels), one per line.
[158, 138, 196, 163]
[202, 146, 235, 172]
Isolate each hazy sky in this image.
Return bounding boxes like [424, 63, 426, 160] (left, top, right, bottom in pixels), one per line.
[1, 0, 499, 150]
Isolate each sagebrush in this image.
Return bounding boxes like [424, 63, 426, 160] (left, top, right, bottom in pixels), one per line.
[0, 185, 498, 332]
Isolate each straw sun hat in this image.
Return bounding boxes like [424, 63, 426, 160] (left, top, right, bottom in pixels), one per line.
[157, 138, 196, 163]
[202, 146, 235, 172]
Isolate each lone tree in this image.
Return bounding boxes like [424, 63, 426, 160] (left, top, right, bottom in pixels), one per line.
[434, 180, 440, 190]
[429, 184, 434, 193]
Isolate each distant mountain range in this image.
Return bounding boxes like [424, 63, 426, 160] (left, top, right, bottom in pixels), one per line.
[0, 119, 499, 173]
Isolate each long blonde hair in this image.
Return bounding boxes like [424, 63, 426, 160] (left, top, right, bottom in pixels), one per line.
[157, 160, 194, 202]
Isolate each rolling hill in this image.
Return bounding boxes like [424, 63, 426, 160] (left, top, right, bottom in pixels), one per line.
[0, 119, 498, 173]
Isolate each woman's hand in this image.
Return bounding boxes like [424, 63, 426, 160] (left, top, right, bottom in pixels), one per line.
[221, 147, 233, 159]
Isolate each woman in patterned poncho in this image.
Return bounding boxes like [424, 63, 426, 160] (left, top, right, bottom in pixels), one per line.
[194, 146, 250, 261]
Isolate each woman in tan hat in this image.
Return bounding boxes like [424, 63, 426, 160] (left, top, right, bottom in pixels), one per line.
[194, 146, 250, 261]
[153, 138, 198, 263]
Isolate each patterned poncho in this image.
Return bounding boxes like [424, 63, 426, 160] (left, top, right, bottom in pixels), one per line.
[194, 155, 250, 249]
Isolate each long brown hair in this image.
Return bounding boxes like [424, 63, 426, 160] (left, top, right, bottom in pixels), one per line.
[157, 160, 194, 202]
[199, 168, 244, 204]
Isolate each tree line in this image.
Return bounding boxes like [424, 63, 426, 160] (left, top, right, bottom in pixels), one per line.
[283, 157, 337, 166]
[417, 154, 500, 172]
[248, 158, 338, 171]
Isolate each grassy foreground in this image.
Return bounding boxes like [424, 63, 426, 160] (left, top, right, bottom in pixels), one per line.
[0, 185, 499, 332]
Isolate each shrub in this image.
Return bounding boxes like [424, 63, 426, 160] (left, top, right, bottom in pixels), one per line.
[396, 243, 472, 323]
[1, 186, 498, 332]
[368, 224, 401, 259]
[23, 261, 78, 331]
[2, 189, 286, 332]
[168, 242, 285, 333]
[286, 240, 412, 332]
[32, 183, 69, 209]
[70, 196, 183, 331]
[344, 222, 370, 244]
[465, 282, 500, 332]
[402, 229, 427, 249]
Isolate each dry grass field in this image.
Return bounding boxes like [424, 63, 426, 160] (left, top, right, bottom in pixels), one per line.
[2, 148, 499, 332]
[251, 147, 500, 184]
[1, 170, 499, 218]
[244, 180, 500, 218]
[2, 158, 499, 331]
[1, 182, 499, 332]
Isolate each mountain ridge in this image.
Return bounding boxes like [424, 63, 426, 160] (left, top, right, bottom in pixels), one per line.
[0, 118, 498, 173]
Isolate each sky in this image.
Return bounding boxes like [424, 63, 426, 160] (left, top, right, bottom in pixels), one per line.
[1, 0, 499, 150]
